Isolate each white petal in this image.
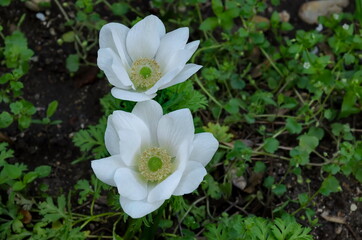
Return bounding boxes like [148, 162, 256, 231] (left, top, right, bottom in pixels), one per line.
[159, 64, 202, 90]
[157, 109, 194, 156]
[147, 141, 189, 202]
[144, 66, 182, 95]
[147, 169, 183, 202]
[91, 155, 124, 187]
[156, 27, 189, 72]
[132, 101, 163, 144]
[99, 23, 132, 69]
[114, 168, 147, 201]
[173, 161, 206, 195]
[189, 132, 219, 166]
[126, 15, 165, 61]
[110, 110, 151, 165]
[120, 197, 164, 218]
[104, 116, 120, 155]
[97, 48, 133, 88]
[111, 87, 156, 102]
[162, 40, 200, 74]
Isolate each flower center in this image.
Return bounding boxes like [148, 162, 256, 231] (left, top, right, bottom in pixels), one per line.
[130, 58, 161, 90]
[138, 147, 172, 182]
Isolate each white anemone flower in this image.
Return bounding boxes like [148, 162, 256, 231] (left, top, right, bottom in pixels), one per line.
[91, 100, 218, 218]
[97, 15, 202, 102]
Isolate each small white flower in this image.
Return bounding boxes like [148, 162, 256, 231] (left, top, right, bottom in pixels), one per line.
[333, 13, 339, 20]
[303, 62, 311, 69]
[91, 100, 218, 218]
[97, 15, 202, 102]
[342, 23, 349, 30]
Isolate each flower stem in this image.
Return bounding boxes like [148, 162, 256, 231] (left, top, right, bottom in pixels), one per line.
[194, 75, 223, 108]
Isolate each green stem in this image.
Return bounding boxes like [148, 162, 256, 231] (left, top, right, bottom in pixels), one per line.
[260, 47, 284, 77]
[292, 190, 320, 216]
[194, 76, 223, 108]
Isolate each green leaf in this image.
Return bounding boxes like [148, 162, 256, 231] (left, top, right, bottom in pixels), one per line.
[286, 118, 302, 134]
[263, 138, 279, 153]
[271, 0, 280, 6]
[340, 90, 360, 118]
[272, 184, 287, 196]
[111, 2, 129, 16]
[39, 195, 68, 223]
[211, 0, 223, 16]
[254, 161, 266, 173]
[35, 165, 52, 178]
[202, 174, 222, 199]
[0, 111, 13, 128]
[0, 0, 11, 6]
[13, 181, 26, 191]
[225, 98, 241, 114]
[263, 176, 274, 188]
[18, 115, 32, 129]
[320, 176, 340, 196]
[23, 172, 38, 184]
[10, 101, 23, 115]
[46, 100, 58, 118]
[308, 127, 324, 140]
[299, 135, 319, 153]
[75, 179, 92, 204]
[2, 163, 26, 179]
[62, 31, 75, 42]
[200, 17, 218, 31]
[203, 122, 233, 142]
[66, 54, 80, 73]
[298, 193, 309, 206]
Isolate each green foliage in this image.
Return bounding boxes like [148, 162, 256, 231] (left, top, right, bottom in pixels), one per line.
[72, 117, 107, 160]
[4, 30, 34, 71]
[204, 214, 313, 240]
[160, 81, 207, 113]
[203, 122, 234, 142]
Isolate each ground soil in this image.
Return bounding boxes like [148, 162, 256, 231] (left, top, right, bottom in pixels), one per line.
[0, 1, 361, 239]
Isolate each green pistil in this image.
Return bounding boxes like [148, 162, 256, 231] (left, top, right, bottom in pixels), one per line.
[130, 58, 161, 90]
[138, 147, 172, 182]
[148, 157, 162, 172]
[140, 66, 152, 79]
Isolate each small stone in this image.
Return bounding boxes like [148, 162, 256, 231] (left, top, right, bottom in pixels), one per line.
[335, 225, 343, 234]
[316, 24, 323, 32]
[49, 28, 56, 36]
[298, 0, 349, 24]
[36, 12, 46, 21]
[279, 10, 290, 22]
[350, 203, 357, 212]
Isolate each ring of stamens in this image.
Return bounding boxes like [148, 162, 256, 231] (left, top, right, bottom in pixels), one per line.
[130, 58, 161, 90]
[138, 147, 172, 182]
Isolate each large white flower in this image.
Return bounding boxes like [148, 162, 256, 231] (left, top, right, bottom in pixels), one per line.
[91, 100, 218, 218]
[97, 15, 202, 102]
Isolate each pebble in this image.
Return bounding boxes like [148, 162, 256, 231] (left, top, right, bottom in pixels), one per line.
[298, 0, 349, 24]
[350, 203, 357, 212]
[49, 28, 56, 36]
[36, 12, 46, 22]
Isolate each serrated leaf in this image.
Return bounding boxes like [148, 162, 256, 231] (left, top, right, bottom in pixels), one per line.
[0, 111, 13, 128]
[263, 138, 279, 153]
[320, 176, 340, 196]
[286, 118, 302, 134]
[299, 135, 319, 153]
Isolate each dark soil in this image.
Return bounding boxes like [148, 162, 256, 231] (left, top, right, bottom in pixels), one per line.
[0, 1, 361, 239]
